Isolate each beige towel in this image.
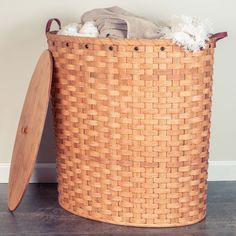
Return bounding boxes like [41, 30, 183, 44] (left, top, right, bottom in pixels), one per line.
[81, 6, 161, 39]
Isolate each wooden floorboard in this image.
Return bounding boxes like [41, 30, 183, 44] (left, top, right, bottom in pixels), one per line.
[0, 182, 236, 235]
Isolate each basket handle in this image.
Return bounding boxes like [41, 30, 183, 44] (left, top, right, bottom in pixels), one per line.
[211, 32, 228, 42]
[45, 18, 61, 35]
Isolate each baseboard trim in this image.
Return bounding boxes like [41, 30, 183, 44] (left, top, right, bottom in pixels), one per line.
[0, 161, 236, 183]
[0, 163, 57, 183]
[208, 161, 236, 181]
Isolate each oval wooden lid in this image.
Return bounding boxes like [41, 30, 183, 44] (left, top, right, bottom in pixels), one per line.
[8, 50, 53, 211]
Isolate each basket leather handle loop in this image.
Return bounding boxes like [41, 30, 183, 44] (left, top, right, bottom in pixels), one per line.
[211, 32, 228, 42]
[45, 18, 61, 35]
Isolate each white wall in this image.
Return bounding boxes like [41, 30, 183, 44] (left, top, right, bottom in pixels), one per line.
[0, 0, 235, 180]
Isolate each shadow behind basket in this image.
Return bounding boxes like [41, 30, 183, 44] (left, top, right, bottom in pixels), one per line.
[47, 26, 219, 227]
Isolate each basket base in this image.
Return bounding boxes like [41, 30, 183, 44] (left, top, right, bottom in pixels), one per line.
[58, 199, 206, 228]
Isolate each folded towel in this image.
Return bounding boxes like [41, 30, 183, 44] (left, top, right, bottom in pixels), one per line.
[57, 23, 82, 36]
[58, 21, 99, 37]
[57, 8, 213, 51]
[160, 15, 213, 51]
[78, 21, 99, 37]
[81, 6, 161, 39]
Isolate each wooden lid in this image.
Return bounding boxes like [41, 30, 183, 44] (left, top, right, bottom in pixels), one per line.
[8, 50, 53, 211]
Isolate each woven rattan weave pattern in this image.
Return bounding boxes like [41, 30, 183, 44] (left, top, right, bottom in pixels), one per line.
[47, 32, 214, 227]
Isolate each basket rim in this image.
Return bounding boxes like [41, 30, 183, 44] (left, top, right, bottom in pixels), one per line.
[46, 31, 215, 48]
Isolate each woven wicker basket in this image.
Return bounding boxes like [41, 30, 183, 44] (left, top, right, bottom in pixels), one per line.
[46, 19, 227, 227]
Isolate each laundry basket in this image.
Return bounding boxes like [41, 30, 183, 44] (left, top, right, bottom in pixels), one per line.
[46, 19, 227, 227]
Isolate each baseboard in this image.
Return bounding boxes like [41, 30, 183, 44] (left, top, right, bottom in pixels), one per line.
[208, 161, 236, 181]
[0, 163, 57, 183]
[0, 161, 236, 183]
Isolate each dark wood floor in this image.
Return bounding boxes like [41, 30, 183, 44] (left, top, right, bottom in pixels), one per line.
[0, 182, 236, 236]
